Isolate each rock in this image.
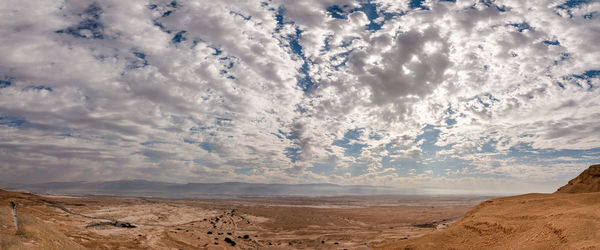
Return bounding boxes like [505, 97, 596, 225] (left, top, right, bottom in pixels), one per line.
[224, 237, 236, 246]
[556, 164, 600, 193]
[86, 221, 136, 229]
[114, 221, 136, 228]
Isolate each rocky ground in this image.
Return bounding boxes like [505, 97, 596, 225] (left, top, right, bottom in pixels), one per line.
[0, 191, 484, 249]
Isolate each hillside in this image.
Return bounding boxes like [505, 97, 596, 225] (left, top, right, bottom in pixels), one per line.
[376, 164, 600, 249]
[0, 190, 85, 249]
[556, 164, 600, 193]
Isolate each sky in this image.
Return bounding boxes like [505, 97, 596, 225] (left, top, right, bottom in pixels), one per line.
[0, 0, 599, 194]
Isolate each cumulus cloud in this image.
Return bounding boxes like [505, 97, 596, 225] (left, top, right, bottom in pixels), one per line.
[0, 0, 599, 193]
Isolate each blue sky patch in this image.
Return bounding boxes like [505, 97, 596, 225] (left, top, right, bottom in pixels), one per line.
[446, 118, 457, 127]
[0, 116, 26, 127]
[544, 40, 560, 46]
[555, 0, 594, 18]
[0, 80, 11, 88]
[129, 51, 149, 69]
[230, 10, 251, 20]
[506, 143, 600, 167]
[332, 50, 352, 70]
[216, 117, 232, 126]
[55, 4, 104, 39]
[333, 129, 367, 157]
[285, 147, 300, 163]
[274, 6, 294, 33]
[273, 7, 316, 93]
[410, 0, 430, 10]
[172, 30, 187, 43]
[584, 11, 596, 19]
[415, 124, 442, 159]
[349, 1, 403, 31]
[183, 139, 212, 153]
[566, 69, 600, 89]
[509, 22, 531, 32]
[354, 1, 381, 31]
[327, 5, 346, 19]
[288, 28, 315, 92]
[321, 35, 333, 53]
[557, 0, 593, 9]
[23, 85, 53, 92]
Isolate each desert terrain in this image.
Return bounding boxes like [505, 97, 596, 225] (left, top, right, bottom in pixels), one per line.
[376, 164, 600, 249]
[2, 165, 599, 249]
[0, 190, 485, 249]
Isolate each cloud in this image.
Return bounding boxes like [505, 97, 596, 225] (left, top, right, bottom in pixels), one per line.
[0, 0, 598, 193]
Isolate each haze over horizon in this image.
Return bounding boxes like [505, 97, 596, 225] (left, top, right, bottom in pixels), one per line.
[1, 0, 599, 194]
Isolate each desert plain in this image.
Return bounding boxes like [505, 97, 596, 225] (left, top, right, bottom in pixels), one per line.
[0, 190, 486, 249]
[3, 164, 600, 249]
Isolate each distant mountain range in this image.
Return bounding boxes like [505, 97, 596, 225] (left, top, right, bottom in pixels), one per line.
[2, 180, 412, 198]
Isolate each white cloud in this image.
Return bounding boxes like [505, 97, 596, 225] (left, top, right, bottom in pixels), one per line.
[0, 0, 598, 193]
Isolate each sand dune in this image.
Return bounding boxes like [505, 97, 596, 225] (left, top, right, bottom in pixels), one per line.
[376, 164, 600, 249]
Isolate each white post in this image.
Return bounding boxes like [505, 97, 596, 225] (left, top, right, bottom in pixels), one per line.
[11, 201, 18, 232]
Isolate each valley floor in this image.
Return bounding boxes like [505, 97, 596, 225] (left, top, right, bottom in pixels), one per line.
[0, 190, 485, 249]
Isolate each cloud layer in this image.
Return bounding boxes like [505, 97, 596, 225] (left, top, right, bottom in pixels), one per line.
[1, 0, 599, 193]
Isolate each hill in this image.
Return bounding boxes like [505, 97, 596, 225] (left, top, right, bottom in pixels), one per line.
[556, 164, 600, 193]
[0, 190, 85, 249]
[376, 164, 600, 249]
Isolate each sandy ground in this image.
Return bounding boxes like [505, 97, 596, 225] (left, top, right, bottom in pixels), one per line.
[0, 190, 485, 249]
[375, 192, 600, 249]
